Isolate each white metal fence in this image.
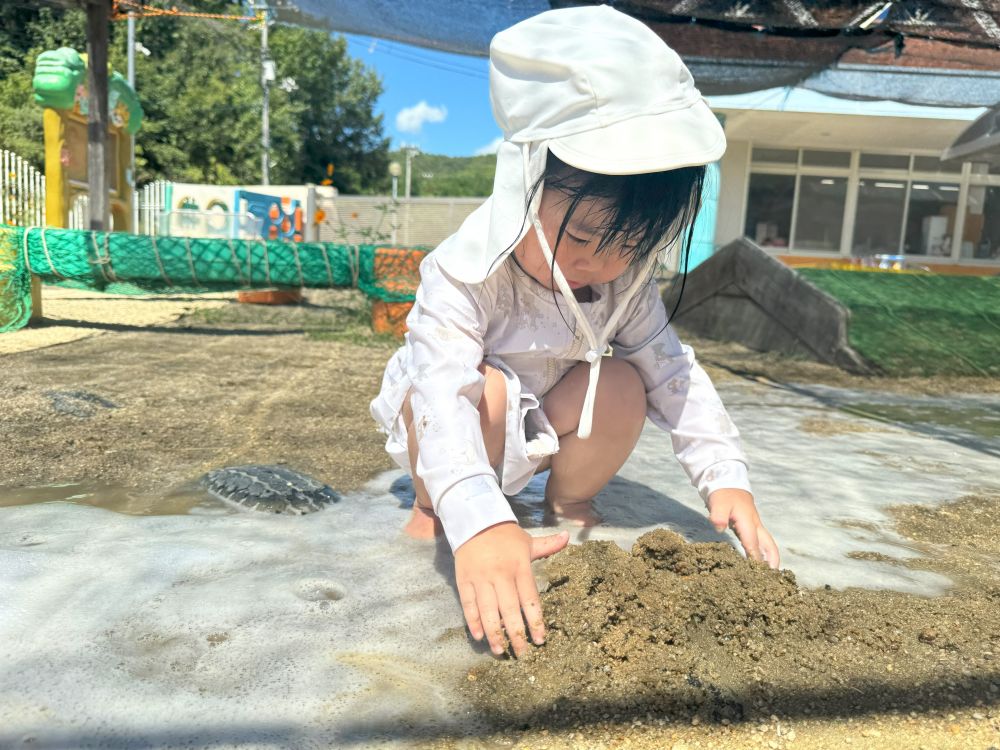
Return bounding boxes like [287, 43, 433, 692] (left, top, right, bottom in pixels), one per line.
[138, 179, 171, 235]
[69, 193, 88, 230]
[0, 149, 45, 227]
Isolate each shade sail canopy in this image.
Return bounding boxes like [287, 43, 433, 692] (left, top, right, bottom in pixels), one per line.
[275, 0, 1000, 108]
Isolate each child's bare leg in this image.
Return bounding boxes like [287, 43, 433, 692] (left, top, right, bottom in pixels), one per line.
[402, 364, 507, 539]
[540, 359, 646, 525]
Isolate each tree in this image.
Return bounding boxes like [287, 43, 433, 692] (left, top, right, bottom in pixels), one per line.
[121, 13, 304, 185]
[0, 6, 87, 167]
[393, 152, 496, 198]
[0, 1, 389, 192]
[268, 25, 389, 194]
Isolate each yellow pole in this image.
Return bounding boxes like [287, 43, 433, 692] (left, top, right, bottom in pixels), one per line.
[32, 107, 73, 323]
[42, 107, 69, 229]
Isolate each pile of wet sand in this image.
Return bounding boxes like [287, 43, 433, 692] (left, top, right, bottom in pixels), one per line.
[469, 497, 999, 734]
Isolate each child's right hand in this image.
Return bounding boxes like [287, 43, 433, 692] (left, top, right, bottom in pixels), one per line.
[454, 522, 570, 657]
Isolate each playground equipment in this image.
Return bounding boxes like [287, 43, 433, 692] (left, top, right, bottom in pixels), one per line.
[236, 190, 303, 241]
[0, 226, 424, 336]
[27, 47, 142, 323]
[141, 182, 326, 242]
[32, 47, 142, 231]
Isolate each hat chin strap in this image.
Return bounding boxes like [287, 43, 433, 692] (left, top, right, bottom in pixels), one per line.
[529, 208, 655, 440]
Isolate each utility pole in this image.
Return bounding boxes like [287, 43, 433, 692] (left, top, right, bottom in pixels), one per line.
[127, 9, 137, 231]
[388, 161, 401, 246]
[389, 161, 401, 200]
[402, 148, 418, 246]
[404, 147, 418, 199]
[257, 0, 273, 186]
[86, 0, 111, 231]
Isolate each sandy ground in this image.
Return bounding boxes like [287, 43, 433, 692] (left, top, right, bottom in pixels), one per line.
[1, 286, 998, 750]
[0, 286, 231, 356]
[0, 286, 396, 495]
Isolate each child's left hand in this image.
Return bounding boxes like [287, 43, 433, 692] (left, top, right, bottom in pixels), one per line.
[706, 488, 780, 568]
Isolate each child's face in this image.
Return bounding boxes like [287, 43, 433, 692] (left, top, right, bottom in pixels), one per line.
[514, 187, 633, 292]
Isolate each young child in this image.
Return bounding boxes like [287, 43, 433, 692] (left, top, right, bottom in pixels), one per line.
[370, 5, 779, 658]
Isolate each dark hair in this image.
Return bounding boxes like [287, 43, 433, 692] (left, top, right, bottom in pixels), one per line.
[521, 153, 706, 324]
[532, 153, 706, 270]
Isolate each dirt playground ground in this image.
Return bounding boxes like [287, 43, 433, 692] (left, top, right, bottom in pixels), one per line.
[1, 286, 997, 749]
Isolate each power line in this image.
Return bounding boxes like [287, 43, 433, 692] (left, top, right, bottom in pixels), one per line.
[349, 38, 487, 80]
[346, 36, 487, 80]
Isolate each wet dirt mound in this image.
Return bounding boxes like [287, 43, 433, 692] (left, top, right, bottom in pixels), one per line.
[470, 526, 1000, 730]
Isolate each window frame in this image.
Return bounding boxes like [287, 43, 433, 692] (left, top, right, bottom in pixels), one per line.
[743, 145, 1000, 266]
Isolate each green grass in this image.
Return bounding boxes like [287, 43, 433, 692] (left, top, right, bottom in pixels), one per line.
[798, 269, 1000, 377]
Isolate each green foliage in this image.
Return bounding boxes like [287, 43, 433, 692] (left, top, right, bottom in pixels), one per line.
[388, 151, 496, 197]
[122, 15, 297, 185]
[799, 269, 1000, 377]
[0, 6, 87, 167]
[269, 26, 389, 194]
[0, 2, 388, 190]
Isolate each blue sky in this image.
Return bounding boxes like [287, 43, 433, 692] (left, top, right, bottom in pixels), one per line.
[342, 33, 986, 159]
[344, 34, 500, 157]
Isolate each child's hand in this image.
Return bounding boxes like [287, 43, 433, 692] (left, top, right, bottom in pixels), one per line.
[454, 522, 569, 657]
[706, 488, 780, 569]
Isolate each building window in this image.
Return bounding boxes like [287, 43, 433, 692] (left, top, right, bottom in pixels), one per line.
[741, 147, 1000, 262]
[793, 176, 847, 251]
[853, 179, 906, 256]
[912, 155, 962, 174]
[860, 153, 910, 170]
[961, 185, 1000, 259]
[903, 182, 960, 256]
[971, 161, 1000, 177]
[802, 150, 851, 168]
[751, 147, 797, 165]
[745, 173, 795, 247]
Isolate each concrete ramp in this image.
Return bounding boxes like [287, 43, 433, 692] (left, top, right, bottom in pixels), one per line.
[670, 238, 871, 373]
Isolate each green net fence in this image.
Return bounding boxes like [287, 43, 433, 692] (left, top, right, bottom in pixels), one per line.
[799, 268, 1000, 378]
[0, 226, 427, 333]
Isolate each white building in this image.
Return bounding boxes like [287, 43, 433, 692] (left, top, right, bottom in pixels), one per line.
[710, 89, 999, 273]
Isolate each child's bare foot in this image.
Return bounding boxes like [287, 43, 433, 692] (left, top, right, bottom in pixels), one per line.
[544, 497, 601, 527]
[404, 502, 443, 539]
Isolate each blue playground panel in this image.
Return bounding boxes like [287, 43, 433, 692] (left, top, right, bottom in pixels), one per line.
[235, 190, 303, 242]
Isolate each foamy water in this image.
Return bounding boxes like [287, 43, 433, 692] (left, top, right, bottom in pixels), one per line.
[2, 380, 998, 747]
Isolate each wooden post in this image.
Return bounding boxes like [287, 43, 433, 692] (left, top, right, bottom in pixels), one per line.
[29, 276, 43, 324]
[86, 0, 110, 232]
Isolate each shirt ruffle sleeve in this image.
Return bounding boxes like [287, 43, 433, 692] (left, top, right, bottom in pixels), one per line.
[611, 280, 752, 501]
[405, 254, 517, 551]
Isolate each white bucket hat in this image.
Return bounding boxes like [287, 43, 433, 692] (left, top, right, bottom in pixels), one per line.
[434, 4, 726, 438]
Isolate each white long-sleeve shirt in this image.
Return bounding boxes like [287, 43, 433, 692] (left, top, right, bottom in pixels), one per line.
[370, 251, 751, 551]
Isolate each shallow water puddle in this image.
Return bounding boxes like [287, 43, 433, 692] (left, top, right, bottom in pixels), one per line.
[0, 474, 478, 748]
[848, 400, 1000, 440]
[0, 480, 212, 516]
[776, 383, 1000, 449]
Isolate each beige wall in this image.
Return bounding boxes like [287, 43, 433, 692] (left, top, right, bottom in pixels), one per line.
[715, 140, 750, 248]
[317, 196, 484, 248]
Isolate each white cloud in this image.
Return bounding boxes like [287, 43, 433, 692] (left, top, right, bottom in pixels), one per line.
[395, 101, 447, 134]
[474, 136, 504, 156]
